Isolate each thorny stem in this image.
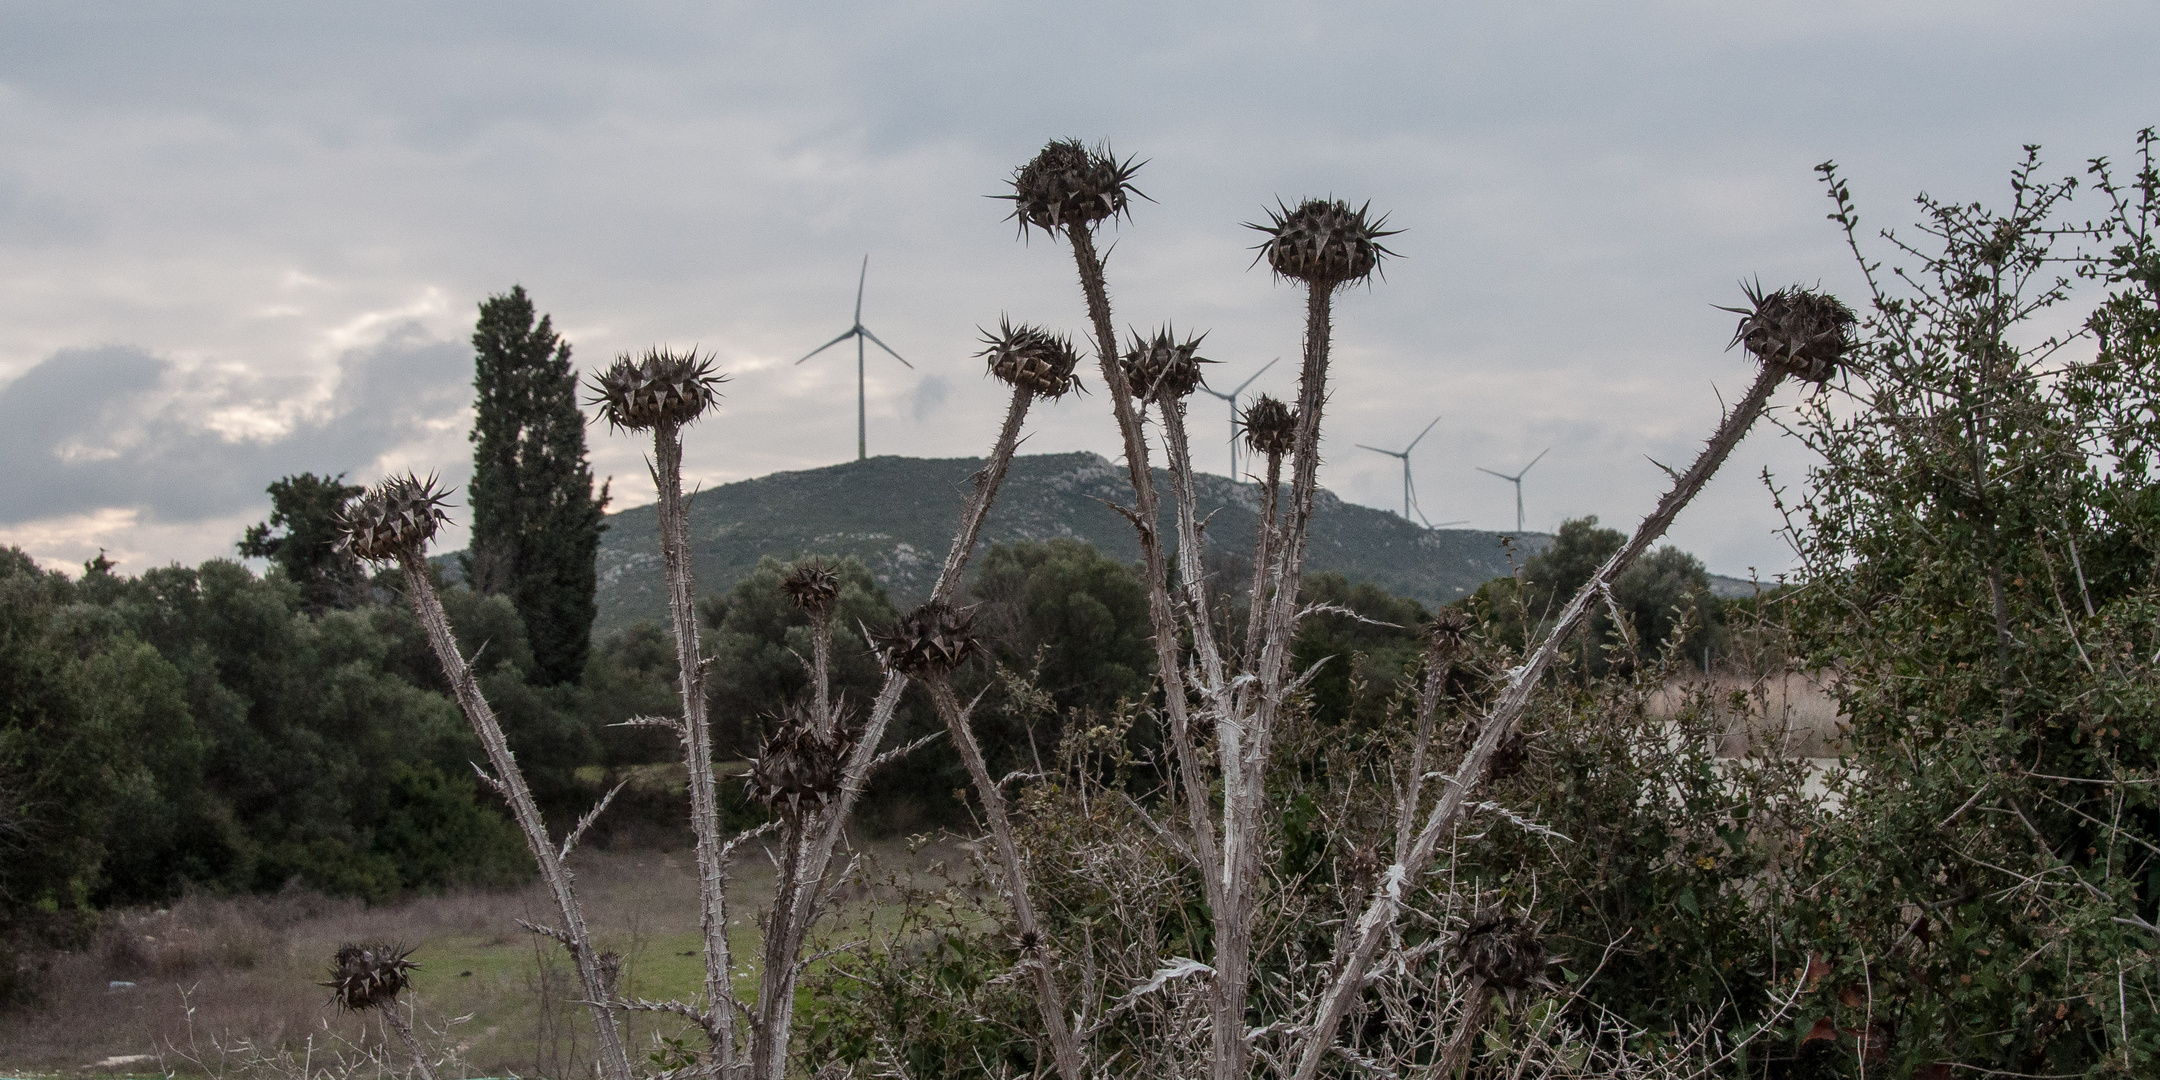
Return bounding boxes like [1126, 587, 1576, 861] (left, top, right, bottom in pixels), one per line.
[1435, 979, 1493, 1080]
[1242, 450, 1283, 665]
[1289, 363, 1789, 1080]
[653, 420, 740, 1065]
[934, 383, 1034, 605]
[1158, 398, 1230, 704]
[925, 677, 1084, 1080]
[1395, 649, 1455, 858]
[383, 1007, 437, 1080]
[1215, 279, 1338, 1080]
[394, 552, 633, 1080]
[745, 371, 1042, 1080]
[1062, 221, 1223, 900]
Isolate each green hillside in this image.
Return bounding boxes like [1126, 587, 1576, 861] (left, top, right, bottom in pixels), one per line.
[591, 452, 1549, 633]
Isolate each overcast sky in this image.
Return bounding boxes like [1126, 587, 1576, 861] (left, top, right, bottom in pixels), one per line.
[2, 2, 2154, 580]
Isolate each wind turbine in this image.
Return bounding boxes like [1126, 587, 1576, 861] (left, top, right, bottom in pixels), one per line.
[1476, 448, 1550, 534]
[797, 255, 913, 461]
[1357, 414, 1461, 526]
[1197, 357, 1278, 479]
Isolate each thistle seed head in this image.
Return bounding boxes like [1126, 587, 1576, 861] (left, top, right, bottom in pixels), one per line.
[1003, 139, 1144, 237]
[339, 474, 451, 563]
[1240, 394, 1298, 459]
[1249, 198, 1399, 287]
[745, 706, 852, 815]
[1120, 327, 1213, 402]
[589, 347, 726, 431]
[981, 319, 1083, 399]
[1459, 910, 1546, 991]
[322, 942, 418, 1011]
[780, 560, 843, 618]
[1723, 283, 1856, 384]
[1426, 607, 1472, 659]
[873, 600, 978, 676]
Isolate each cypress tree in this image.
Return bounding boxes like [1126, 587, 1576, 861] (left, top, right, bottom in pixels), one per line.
[464, 286, 609, 686]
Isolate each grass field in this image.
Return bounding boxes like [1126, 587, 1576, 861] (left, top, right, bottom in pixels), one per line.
[0, 840, 948, 1078]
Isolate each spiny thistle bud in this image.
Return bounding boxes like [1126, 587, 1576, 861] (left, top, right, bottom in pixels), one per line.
[1120, 327, 1213, 402]
[322, 942, 418, 1011]
[340, 475, 451, 563]
[873, 600, 978, 676]
[746, 707, 852, 815]
[1723, 283, 1856, 385]
[780, 561, 842, 618]
[589, 347, 726, 431]
[1459, 910, 1546, 991]
[1427, 607, 1472, 659]
[1241, 394, 1298, 458]
[981, 319, 1083, 399]
[1249, 198, 1399, 287]
[1003, 139, 1143, 237]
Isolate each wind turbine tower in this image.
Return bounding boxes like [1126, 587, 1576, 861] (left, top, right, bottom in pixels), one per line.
[1198, 358, 1277, 479]
[1476, 447, 1550, 534]
[1356, 414, 1454, 525]
[797, 255, 913, 461]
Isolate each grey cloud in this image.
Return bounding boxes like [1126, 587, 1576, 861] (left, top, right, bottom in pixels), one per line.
[0, 326, 469, 526]
[909, 373, 949, 423]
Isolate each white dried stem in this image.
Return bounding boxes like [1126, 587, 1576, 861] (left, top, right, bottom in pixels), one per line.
[652, 418, 743, 1062]
[560, 779, 629, 862]
[395, 553, 632, 1080]
[1289, 363, 1788, 1080]
[1062, 220, 1224, 921]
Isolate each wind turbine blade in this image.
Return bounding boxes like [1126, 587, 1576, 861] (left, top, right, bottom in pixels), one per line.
[1405, 414, 1442, 452]
[860, 326, 914, 369]
[1354, 444, 1401, 457]
[854, 255, 868, 325]
[797, 328, 858, 364]
[1474, 466, 1512, 480]
[1196, 386, 1234, 402]
[1520, 447, 1551, 475]
[1231, 357, 1280, 396]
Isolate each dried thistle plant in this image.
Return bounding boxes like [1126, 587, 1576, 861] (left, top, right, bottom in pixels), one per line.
[322, 943, 435, 1080]
[341, 477, 634, 1080]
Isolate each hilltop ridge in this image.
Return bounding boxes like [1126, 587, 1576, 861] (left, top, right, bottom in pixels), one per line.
[591, 452, 1553, 632]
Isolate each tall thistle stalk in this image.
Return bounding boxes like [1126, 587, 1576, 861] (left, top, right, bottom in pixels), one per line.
[1005, 141, 1229, 940]
[1238, 395, 1295, 662]
[340, 477, 634, 1080]
[587, 349, 743, 1066]
[864, 322, 1087, 1079]
[1286, 284, 1856, 1080]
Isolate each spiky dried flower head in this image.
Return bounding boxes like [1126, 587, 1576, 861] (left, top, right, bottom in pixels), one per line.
[322, 942, 418, 1011]
[981, 319, 1083, 399]
[1249, 198, 1399, 287]
[1723, 283, 1856, 384]
[1241, 394, 1298, 458]
[589, 347, 726, 431]
[340, 474, 451, 563]
[1459, 910, 1546, 991]
[1426, 607, 1472, 659]
[1015, 929, 1044, 956]
[781, 561, 842, 618]
[745, 705, 853, 815]
[1120, 327, 1213, 402]
[873, 600, 978, 676]
[1003, 139, 1143, 237]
